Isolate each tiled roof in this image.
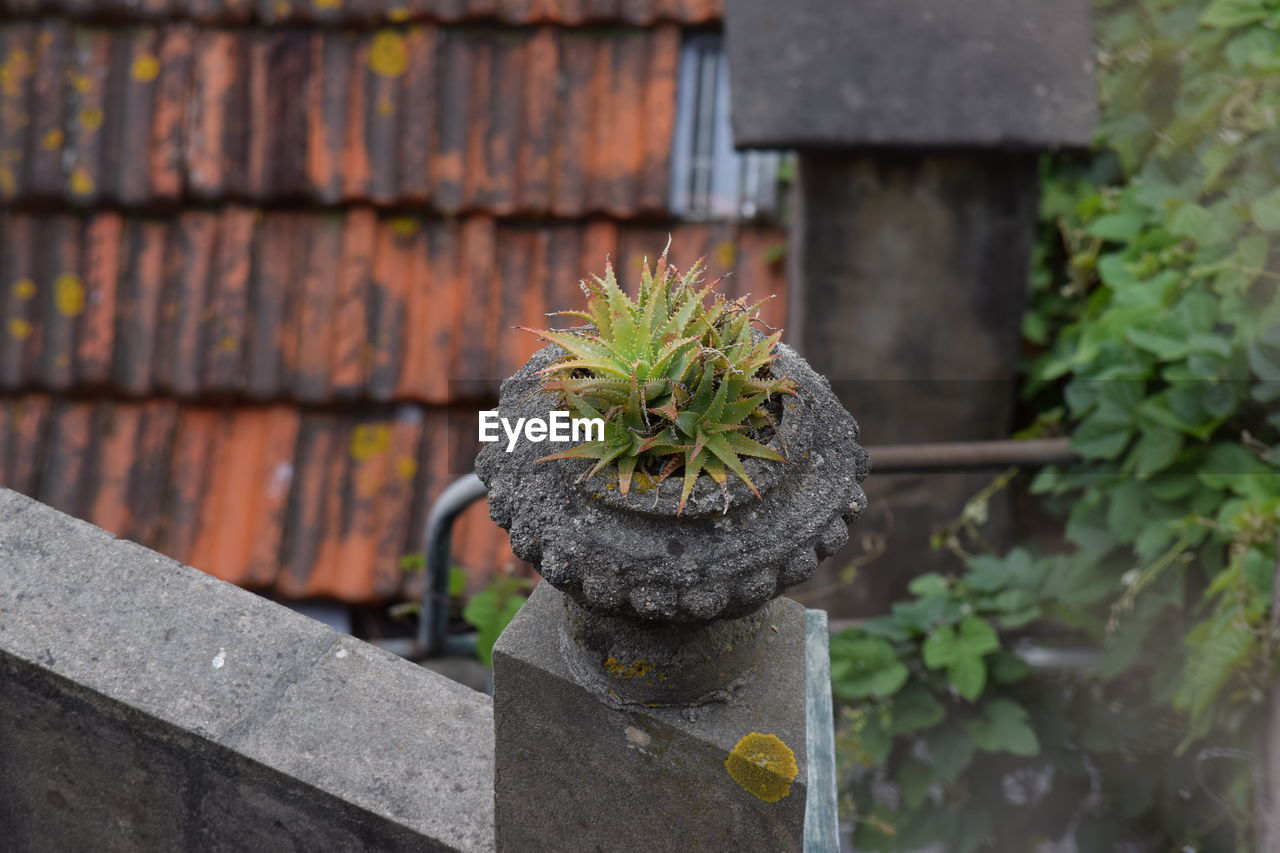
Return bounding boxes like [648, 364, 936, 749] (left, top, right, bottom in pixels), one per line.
[0, 209, 788, 403]
[0, 2, 792, 606]
[1, 22, 682, 214]
[0, 391, 518, 599]
[0, 0, 721, 25]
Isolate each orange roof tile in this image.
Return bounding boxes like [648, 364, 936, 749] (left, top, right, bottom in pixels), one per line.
[0, 210, 789, 406]
[0, 22, 685, 215]
[0, 0, 722, 24]
[0, 392, 533, 601]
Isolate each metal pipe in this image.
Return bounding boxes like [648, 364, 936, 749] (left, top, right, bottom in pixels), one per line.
[414, 439, 1078, 656]
[868, 438, 1076, 474]
[418, 472, 490, 656]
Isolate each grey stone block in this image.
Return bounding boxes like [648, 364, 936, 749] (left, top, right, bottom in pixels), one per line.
[0, 487, 494, 852]
[493, 582, 810, 852]
[725, 0, 1096, 149]
[787, 151, 1036, 615]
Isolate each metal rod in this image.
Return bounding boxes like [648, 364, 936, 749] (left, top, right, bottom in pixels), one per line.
[418, 472, 490, 656]
[867, 438, 1076, 474]
[414, 439, 1077, 656]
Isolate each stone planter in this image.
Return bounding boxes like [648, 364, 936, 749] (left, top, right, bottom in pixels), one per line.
[479, 341, 869, 621]
[484, 336, 866, 850]
[478, 340, 869, 705]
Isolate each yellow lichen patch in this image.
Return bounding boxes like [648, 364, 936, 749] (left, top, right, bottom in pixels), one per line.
[1, 49, 32, 97]
[8, 318, 32, 340]
[369, 31, 409, 78]
[131, 54, 160, 83]
[11, 278, 35, 301]
[724, 732, 798, 803]
[602, 657, 654, 679]
[54, 273, 85, 317]
[79, 107, 104, 132]
[69, 168, 94, 196]
[390, 217, 419, 237]
[41, 128, 64, 150]
[350, 423, 391, 461]
[0, 166, 13, 195]
[386, 6, 409, 21]
[314, 0, 342, 9]
[396, 456, 418, 481]
[67, 71, 92, 94]
[716, 240, 737, 269]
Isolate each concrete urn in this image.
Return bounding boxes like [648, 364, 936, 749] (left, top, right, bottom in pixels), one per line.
[478, 340, 868, 704]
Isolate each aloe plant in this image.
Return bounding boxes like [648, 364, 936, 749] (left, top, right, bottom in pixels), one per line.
[520, 246, 794, 514]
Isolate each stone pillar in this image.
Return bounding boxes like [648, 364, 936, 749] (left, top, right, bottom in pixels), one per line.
[477, 342, 868, 851]
[724, 0, 1098, 615]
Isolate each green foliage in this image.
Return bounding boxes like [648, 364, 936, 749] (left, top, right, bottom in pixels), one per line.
[462, 575, 532, 668]
[832, 1, 1280, 848]
[523, 246, 792, 513]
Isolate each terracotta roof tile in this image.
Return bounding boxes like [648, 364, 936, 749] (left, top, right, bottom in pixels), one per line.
[0, 210, 788, 403]
[0, 0, 720, 24]
[0, 22, 682, 214]
[0, 391, 529, 602]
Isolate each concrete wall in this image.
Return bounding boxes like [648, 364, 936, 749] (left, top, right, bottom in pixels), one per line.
[0, 487, 494, 851]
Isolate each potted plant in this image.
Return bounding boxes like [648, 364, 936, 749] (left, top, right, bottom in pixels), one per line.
[477, 247, 870, 704]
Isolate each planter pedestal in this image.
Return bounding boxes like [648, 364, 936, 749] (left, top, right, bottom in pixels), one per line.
[494, 582, 816, 852]
[480, 339, 863, 849]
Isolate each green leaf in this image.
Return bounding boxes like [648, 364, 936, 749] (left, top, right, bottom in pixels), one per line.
[463, 582, 528, 668]
[907, 573, 948, 598]
[830, 636, 909, 699]
[1201, 0, 1269, 28]
[923, 617, 998, 701]
[897, 758, 934, 811]
[1072, 408, 1133, 459]
[448, 565, 468, 598]
[923, 616, 999, 666]
[1252, 186, 1280, 231]
[947, 655, 987, 701]
[921, 725, 977, 785]
[1129, 426, 1183, 478]
[889, 683, 946, 735]
[990, 650, 1032, 684]
[967, 699, 1040, 756]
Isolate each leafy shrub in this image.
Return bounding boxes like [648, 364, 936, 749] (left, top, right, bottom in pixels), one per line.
[832, 1, 1280, 849]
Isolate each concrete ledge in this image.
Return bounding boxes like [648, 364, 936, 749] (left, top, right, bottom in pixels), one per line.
[0, 487, 494, 852]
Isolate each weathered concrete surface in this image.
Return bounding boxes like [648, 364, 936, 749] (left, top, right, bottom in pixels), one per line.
[0, 487, 494, 852]
[788, 152, 1034, 616]
[494, 582, 810, 852]
[724, 0, 1096, 149]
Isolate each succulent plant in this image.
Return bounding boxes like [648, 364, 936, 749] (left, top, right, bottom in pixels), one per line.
[519, 246, 795, 514]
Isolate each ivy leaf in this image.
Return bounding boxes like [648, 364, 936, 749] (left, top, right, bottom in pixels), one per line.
[907, 572, 949, 598]
[830, 635, 909, 699]
[1252, 186, 1280, 231]
[947, 655, 987, 701]
[922, 725, 977, 785]
[990, 650, 1032, 684]
[967, 699, 1040, 756]
[1072, 408, 1133, 459]
[463, 582, 528, 668]
[923, 617, 999, 701]
[889, 683, 946, 735]
[1129, 426, 1182, 478]
[897, 759, 934, 811]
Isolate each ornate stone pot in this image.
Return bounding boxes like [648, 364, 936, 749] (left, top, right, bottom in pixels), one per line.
[477, 340, 869, 705]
